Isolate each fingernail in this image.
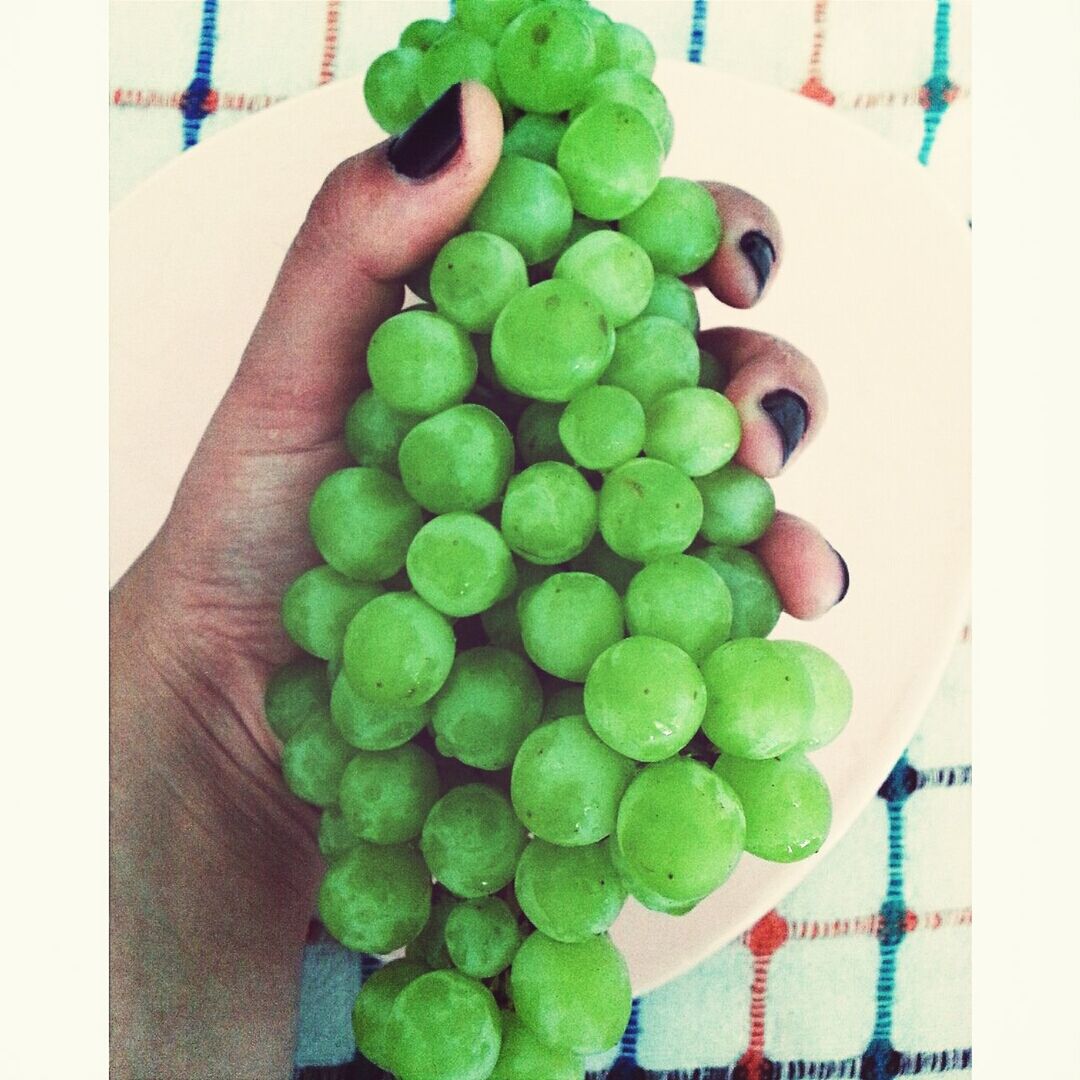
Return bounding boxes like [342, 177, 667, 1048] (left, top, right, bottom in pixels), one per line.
[760, 389, 808, 466]
[833, 547, 850, 603]
[739, 230, 776, 295]
[388, 83, 463, 179]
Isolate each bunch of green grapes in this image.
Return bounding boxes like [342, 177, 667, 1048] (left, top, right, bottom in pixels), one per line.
[265, 3, 854, 1077]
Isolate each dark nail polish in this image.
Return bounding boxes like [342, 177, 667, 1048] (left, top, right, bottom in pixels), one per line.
[760, 389, 808, 466]
[739, 230, 776, 295]
[832, 546, 850, 603]
[388, 83, 463, 179]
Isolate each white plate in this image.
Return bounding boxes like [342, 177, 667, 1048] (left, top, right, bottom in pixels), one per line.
[111, 63, 970, 995]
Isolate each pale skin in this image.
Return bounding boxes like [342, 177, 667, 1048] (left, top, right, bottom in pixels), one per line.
[111, 83, 848, 1079]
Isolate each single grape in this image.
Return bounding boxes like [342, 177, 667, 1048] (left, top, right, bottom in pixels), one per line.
[496, 3, 598, 113]
[281, 711, 353, 807]
[584, 635, 705, 762]
[318, 805, 359, 863]
[367, 309, 477, 417]
[556, 102, 663, 220]
[338, 744, 440, 845]
[502, 113, 568, 166]
[598, 458, 704, 563]
[696, 463, 776, 546]
[264, 657, 329, 743]
[500, 461, 598, 565]
[620, 177, 722, 276]
[519, 571, 623, 681]
[608, 836, 699, 915]
[309, 468, 422, 582]
[421, 784, 527, 898]
[615, 756, 745, 904]
[364, 47, 425, 134]
[318, 840, 432, 953]
[399, 18, 445, 51]
[601, 315, 700, 407]
[714, 751, 832, 863]
[569, 535, 640, 594]
[554, 230, 654, 328]
[515, 401, 572, 465]
[578, 4, 619, 70]
[541, 683, 585, 723]
[352, 958, 431, 1071]
[697, 347, 729, 392]
[282, 567, 382, 661]
[571, 69, 673, 153]
[456, 0, 532, 44]
[431, 646, 543, 769]
[510, 714, 637, 845]
[330, 673, 430, 750]
[624, 554, 733, 663]
[514, 839, 626, 942]
[444, 896, 522, 978]
[700, 638, 816, 758]
[775, 641, 854, 750]
[510, 932, 631, 1054]
[609, 21, 656, 77]
[489, 1011, 585, 1080]
[469, 156, 573, 264]
[342, 592, 456, 706]
[418, 27, 501, 106]
[558, 384, 646, 471]
[344, 390, 420, 474]
[694, 545, 782, 639]
[430, 231, 529, 332]
[407, 892, 455, 969]
[641, 273, 700, 334]
[491, 279, 614, 401]
[385, 970, 502, 1080]
[644, 387, 741, 477]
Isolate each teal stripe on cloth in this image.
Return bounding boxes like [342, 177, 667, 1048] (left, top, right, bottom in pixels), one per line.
[919, 0, 953, 165]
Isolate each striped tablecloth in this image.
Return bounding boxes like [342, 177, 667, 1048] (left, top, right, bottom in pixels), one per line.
[109, 3, 972, 1076]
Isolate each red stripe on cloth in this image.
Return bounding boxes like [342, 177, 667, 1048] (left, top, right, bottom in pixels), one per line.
[801, 0, 836, 105]
[738, 911, 790, 1076]
[319, 0, 341, 85]
[111, 87, 286, 112]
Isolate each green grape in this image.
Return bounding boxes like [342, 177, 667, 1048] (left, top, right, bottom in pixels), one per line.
[510, 715, 636, 845]
[330, 672, 430, 750]
[541, 683, 585, 723]
[352, 958, 431, 1071]
[445, 896, 522, 978]
[500, 461, 598, 564]
[264, 657, 329, 742]
[700, 638, 815, 758]
[584, 636, 705, 761]
[515, 401, 572, 465]
[697, 347, 730, 392]
[281, 710, 353, 807]
[421, 784, 527, 898]
[364, 48, 425, 134]
[602, 315, 700, 407]
[558, 384, 646, 471]
[610, 22, 656, 77]
[578, 4, 619, 70]
[503, 113, 568, 166]
[624, 554, 733, 663]
[519, 571, 623, 681]
[569, 535, 640, 594]
[406, 513, 516, 617]
[776, 641, 853, 750]
[571, 69, 673, 153]
[714, 751, 832, 863]
[514, 839, 626, 942]
[398, 404, 514, 514]
[408, 892, 455, 969]
[309, 468, 422, 582]
[644, 387, 742, 477]
[556, 102, 663, 220]
[469, 156, 573, 265]
[496, 3, 598, 114]
[431, 646, 543, 769]
[620, 177, 722, 276]
[282, 566, 383, 661]
[608, 836, 698, 915]
[318, 840, 432, 953]
[367, 309, 477, 417]
[456, 0, 532, 44]
[342, 592, 456, 706]
[344, 390, 420, 474]
[615, 756, 745, 904]
[641, 274, 700, 334]
[490, 1011, 585, 1080]
[385, 970, 502, 1080]
[493, 279, 614, 401]
[327, 649, 344, 687]
[418, 27, 501, 106]
[318, 805, 360, 863]
[510, 932, 631, 1054]
[554, 230, 654, 328]
[694, 545, 782, 639]
[538, 214, 611, 276]
[400, 18, 445, 51]
[430, 232, 529, 333]
[696, 464, 776, 546]
[338, 744, 440, 844]
[598, 458, 704, 563]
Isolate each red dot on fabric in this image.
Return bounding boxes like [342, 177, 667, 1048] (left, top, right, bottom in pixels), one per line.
[748, 910, 790, 956]
[203, 89, 219, 113]
[800, 77, 836, 106]
[904, 909, 918, 932]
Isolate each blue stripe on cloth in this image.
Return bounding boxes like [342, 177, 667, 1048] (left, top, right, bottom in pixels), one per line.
[687, 0, 709, 63]
[181, 0, 219, 149]
[607, 997, 642, 1076]
[918, 0, 953, 165]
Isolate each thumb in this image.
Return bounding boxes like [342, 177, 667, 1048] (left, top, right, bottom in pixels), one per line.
[218, 82, 504, 450]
